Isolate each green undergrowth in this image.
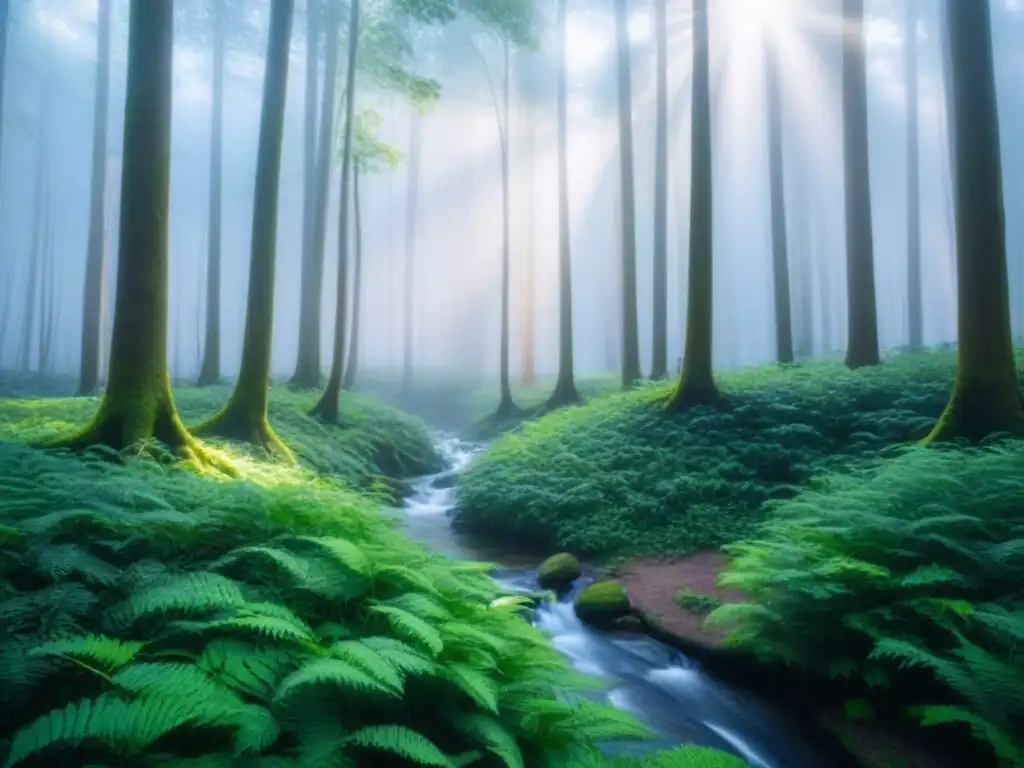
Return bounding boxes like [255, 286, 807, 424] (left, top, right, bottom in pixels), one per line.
[357, 371, 619, 437]
[707, 444, 1024, 766]
[0, 441, 747, 767]
[673, 591, 725, 617]
[0, 386, 444, 491]
[454, 350, 1014, 559]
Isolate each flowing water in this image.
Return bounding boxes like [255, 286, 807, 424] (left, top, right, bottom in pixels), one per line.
[396, 437, 850, 768]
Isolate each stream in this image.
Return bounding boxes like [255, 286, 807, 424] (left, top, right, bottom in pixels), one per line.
[395, 437, 848, 768]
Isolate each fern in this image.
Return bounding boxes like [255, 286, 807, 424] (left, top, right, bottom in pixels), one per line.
[31, 634, 144, 673]
[441, 662, 500, 713]
[198, 640, 296, 701]
[329, 640, 405, 691]
[448, 713, 524, 768]
[370, 604, 445, 656]
[107, 572, 245, 628]
[344, 724, 453, 767]
[32, 543, 121, 586]
[274, 657, 402, 703]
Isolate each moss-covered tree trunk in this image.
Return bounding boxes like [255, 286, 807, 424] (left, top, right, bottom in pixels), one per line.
[650, 0, 669, 380]
[342, 169, 363, 392]
[667, 0, 718, 410]
[925, 0, 1024, 443]
[77, 0, 112, 395]
[546, 0, 580, 409]
[53, 0, 200, 456]
[613, 0, 641, 388]
[905, 0, 923, 349]
[197, 0, 225, 387]
[193, 0, 294, 456]
[402, 107, 421, 397]
[494, 37, 518, 418]
[293, 0, 339, 390]
[841, 0, 880, 369]
[311, 0, 360, 424]
[766, 35, 793, 365]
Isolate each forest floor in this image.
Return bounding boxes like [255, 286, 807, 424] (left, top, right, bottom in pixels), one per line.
[0, 380, 749, 767]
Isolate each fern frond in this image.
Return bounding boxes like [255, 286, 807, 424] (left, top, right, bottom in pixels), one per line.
[329, 640, 405, 691]
[32, 543, 121, 587]
[107, 572, 245, 628]
[448, 713, 524, 768]
[198, 639, 296, 700]
[31, 634, 144, 672]
[370, 605, 444, 656]
[441, 662, 500, 713]
[274, 658, 402, 704]
[344, 725, 453, 767]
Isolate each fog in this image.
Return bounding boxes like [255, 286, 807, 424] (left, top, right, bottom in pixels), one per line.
[1, 0, 1023, 386]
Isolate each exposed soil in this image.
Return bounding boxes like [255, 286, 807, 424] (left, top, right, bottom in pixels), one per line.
[615, 551, 972, 768]
[615, 551, 742, 645]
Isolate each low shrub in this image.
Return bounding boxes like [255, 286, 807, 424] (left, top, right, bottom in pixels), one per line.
[0, 441, 741, 767]
[454, 351, 980, 559]
[708, 444, 1024, 766]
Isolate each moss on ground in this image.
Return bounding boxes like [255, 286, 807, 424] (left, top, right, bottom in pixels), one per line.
[0, 385, 444, 494]
[453, 350, 1013, 559]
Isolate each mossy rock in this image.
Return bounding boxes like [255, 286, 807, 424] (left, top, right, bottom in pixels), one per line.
[537, 553, 581, 592]
[574, 581, 632, 629]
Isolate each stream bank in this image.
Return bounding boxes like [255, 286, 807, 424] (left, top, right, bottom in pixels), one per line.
[395, 437, 862, 768]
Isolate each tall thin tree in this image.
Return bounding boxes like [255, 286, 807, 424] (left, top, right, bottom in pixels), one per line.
[841, 0, 880, 368]
[311, 0, 360, 423]
[0, 0, 9, 217]
[197, 0, 226, 386]
[52, 0, 203, 456]
[402, 107, 421, 396]
[925, 0, 1023, 442]
[650, 0, 669, 380]
[765, 32, 793, 364]
[293, 0, 341, 390]
[905, 0, 923, 348]
[342, 167, 363, 391]
[546, 0, 580, 408]
[194, 0, 295, 454]
[613, 0, 641, 387]
[667, 0, 718, 409]
[78, 0, 113, 395]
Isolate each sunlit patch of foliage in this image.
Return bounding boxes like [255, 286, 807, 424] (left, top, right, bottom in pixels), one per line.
[453, 350, 990, 558]
[0, 385, 444, 492]
[707, 444, 1024, 766]
[0, 440, 742, 767]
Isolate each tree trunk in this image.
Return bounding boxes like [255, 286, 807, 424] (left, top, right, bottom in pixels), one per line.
[650, 0, 668, 380]
[667, 0, 718, 409]
[18, 98, 49, 375]
[0, 0, 8, 218]
[841, 0, 881, 369]
[51, 0, 201, 457]
[905, 0, 923, 349]
[194, 0, 294, 455]
[342, 168, 362, 391]
[766, 34, 793, 364]
[613, 0, 641, 388]
[196, 0, 225, 386]
[519, 90, 536, 387]
[925, 0, 1023, 443]
[402, 107, 421, 396]
[311, 0, 359, 423]
[78, 0, 112, 395]
[546, 0, 580, 409]
[495, 38, 518, 417]
[291, 0, 336, 390]
[38, 179, 56, 375]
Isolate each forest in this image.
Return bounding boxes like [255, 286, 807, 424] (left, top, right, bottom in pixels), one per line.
[0, 0, 1022, 766]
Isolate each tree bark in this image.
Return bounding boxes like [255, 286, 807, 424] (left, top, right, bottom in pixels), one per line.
[667, 0, 718, 409]
[650, 0, 668, 380]
[925, 0, 1024, 443]
[766, 34, 793, 364]
[292, 0, 338, 390]
[39, 178, 56, 375]
[494, 38, 518, 417]
[50, 0, 202, 457]
[546, 0, 580, 409]
[613, 0, 641, 388]
[196, 0, 225, 386]
[402, 107, 421, 396]
[905, 0, 923, 349]
[519, 90, 536, 387]
[193, 0, 294, 456]
[18, 90, 49, 375]
[841, 0, 881, 369]
[311, 0, 360, 423]
[78, 0, 113, 395]
[342, 168, 362, 391]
